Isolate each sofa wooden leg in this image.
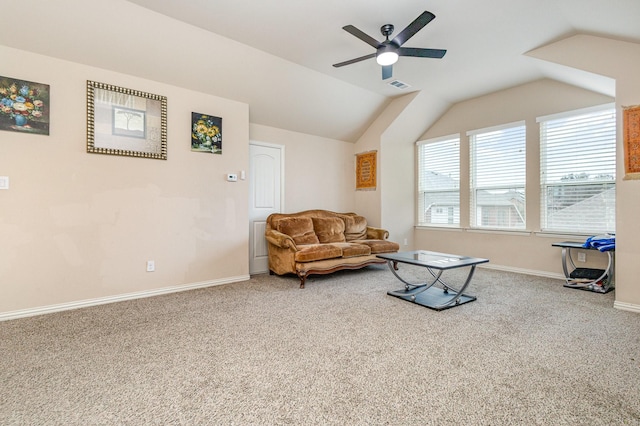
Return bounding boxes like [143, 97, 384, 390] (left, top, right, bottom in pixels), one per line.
[393, 261, 399, 271]
[298, 273, 307, 289]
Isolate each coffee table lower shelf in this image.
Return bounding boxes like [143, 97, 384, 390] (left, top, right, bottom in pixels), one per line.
[387, 286, 477, 311]
[377, 250, 489, 311]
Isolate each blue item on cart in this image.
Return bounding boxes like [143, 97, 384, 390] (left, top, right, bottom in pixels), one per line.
[583, 235, 615, 252]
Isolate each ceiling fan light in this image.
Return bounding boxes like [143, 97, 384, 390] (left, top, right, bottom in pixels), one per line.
[376, 50, 398, 66]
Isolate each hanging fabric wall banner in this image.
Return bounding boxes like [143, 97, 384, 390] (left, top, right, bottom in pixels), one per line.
[623, 104, 640, 180]
[355, 150, 377, 190]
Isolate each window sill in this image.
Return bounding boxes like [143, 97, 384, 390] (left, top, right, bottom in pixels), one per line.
[415, 227, 604, 239]
[415, 226, 531, 236]
[534, 231, 601, 239]
[466, 228, 531, 236]
[415, 225, 463, 232]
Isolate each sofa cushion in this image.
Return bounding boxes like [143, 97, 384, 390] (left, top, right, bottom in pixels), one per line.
[329, 242, 371, 258]
[273, 217, 319, 245]
[339, 214, 368, 241]
[312, 217, 346, 243]
[351, 239, 400, 254]
[294, 244, 342, 262]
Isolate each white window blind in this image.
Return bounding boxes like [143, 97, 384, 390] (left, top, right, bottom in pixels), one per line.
[468, 122, 526, 229]
[539, 104, 616, 234]
[417, 135, 460, 226]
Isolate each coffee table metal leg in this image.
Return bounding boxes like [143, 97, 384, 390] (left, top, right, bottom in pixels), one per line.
[425, 266, 455, 293]
[432, 265, 478, 308]
[386, 260, 442, 295]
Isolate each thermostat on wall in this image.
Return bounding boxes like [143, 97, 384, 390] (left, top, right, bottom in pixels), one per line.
[227, 173, 238, 182]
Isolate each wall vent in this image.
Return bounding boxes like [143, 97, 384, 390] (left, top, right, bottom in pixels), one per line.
[388, 80, 411, 90]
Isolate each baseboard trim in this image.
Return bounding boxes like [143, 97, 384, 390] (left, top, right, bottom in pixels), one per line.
[0, 275, 251, 322]
[613, 301, 640, 313]
[4, 270, 636, 320]
[480, 263, 564, 281]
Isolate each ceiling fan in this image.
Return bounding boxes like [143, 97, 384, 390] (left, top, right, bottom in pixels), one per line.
[333, 11, 446, 80]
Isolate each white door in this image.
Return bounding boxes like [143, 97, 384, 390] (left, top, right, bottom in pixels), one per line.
[249, 142, 283, 274]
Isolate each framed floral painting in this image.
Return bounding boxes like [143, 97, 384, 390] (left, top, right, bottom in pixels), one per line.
[86, 80, 167, 160]
[0, 75, 50, 135]
[191, 112, 222, 154]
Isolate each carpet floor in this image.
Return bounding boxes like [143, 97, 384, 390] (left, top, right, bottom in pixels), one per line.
[1, 265, 639, 425]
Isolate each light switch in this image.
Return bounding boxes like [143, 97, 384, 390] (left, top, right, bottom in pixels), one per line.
[0, 176, 8, 190]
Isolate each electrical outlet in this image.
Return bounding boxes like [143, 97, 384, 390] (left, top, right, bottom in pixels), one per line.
[577, 252, 586, 262]
[146, 260, 155, 272]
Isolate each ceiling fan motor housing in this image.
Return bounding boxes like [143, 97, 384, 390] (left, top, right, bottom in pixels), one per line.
[377, 24, 400, 65]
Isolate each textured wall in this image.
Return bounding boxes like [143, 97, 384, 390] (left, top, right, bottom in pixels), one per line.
[0, 46, 250, 314]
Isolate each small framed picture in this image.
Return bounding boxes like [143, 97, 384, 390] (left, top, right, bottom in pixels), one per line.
[191, 112, 222, 154]
[356, 151, 377, 190]
[86, 80, 167, 160]
[0, 75, 50, 135]
[623, 105, 640, 180]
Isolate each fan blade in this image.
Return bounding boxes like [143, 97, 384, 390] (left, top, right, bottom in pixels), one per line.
[342, 25, 380, 48]
[333, 53, 376, 68]
[391, 11, 435, 47]
[382, 65, 393, 80]
[398, 47, 446, 58]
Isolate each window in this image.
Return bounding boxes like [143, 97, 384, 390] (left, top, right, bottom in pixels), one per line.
[469, 122, 526, 229]
[417, 135, 460, 226]
[539, 104, 616, 234]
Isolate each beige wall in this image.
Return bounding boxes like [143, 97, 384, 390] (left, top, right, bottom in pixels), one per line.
[249, 124, 354, 213]
[0, 46, 361, 318]
[380, 91, 451, 248]
[0, 46, 252, 316]
[354, 91, 449, 235]
[4, 32, 639, 317]
[415, 79, 614, 277]
[526, 35, 640, 309]
[615, 51, 640, 310]
[352, 99, 397, 227]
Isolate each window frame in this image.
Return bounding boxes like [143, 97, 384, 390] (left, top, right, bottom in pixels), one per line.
[468, 121, 527, 231]
[416, 134, 461, 228]
[538, 103, 616, 235]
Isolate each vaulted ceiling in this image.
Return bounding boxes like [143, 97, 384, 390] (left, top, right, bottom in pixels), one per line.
[3, 1, 640, 141]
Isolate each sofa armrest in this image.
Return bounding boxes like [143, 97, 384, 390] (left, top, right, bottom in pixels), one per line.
[265, 229, 298, 250]
[366, 226, 390, 240]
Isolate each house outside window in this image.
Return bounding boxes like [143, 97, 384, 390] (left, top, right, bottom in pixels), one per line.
[539, 104, 616, 234]
[468, 121, 526, 230]
[417, 135, 460, 227]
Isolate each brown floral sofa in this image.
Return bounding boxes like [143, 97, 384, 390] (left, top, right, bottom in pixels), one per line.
[265, 209, 399, 288]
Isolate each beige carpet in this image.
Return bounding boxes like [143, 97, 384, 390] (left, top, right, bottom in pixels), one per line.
[1, 265, 639, 425]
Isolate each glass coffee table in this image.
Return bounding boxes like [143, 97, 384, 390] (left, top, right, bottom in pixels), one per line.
[377, 250, 489, 311]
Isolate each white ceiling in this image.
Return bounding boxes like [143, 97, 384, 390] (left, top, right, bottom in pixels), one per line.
[127, 0, 640, 100]
[3, 1, 640, 141]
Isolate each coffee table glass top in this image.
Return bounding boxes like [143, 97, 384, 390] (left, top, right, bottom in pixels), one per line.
[377, 250, 489, 270]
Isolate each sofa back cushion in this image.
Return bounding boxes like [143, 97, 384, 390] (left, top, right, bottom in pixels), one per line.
[340, 214, 368, 241]
[273, 217, 319, 245]
[312, 217, 346, 243]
